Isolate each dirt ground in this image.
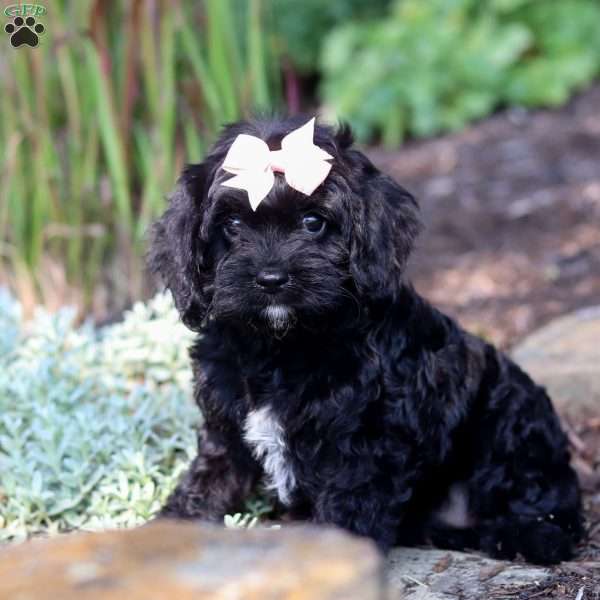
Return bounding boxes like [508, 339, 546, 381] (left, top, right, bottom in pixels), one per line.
[370, 86, 600, 350]
[369, 85, 600, 598]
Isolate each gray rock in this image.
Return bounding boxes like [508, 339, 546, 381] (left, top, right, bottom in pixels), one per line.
[512, 306, 600, 418]
[385, 548, 552, 600]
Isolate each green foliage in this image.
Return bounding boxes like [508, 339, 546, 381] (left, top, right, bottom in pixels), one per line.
[0, 0, 280, 310]
[271, 0, 392, 72]
[321, 0, 600, 145]
[505, 0, 600, 106]
[0, 291, 199, 541]
[225, 513, 260, 529]
[225, 496, 278, 529]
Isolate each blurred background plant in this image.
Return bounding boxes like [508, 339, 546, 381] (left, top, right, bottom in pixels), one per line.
[1, 0, 599, 320]
[321, 0, 600, 145]
[0, 0, 281, 319]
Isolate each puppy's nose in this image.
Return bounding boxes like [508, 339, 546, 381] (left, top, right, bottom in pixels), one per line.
[256, 268, 289, 292]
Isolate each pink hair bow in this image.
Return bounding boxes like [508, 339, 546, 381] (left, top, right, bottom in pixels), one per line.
[220, 118, 334, 210]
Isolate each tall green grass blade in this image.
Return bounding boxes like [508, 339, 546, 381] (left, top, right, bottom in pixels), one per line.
[84, 40, 132, 234]
[183, 118, 205, 163]
[248, 0, 270, 110]
[139, 4, 160, 120]
[0, 0, 280, 314]
[178, 7, 222, 132]
[206, 0, 240, 121]
[158, 4, 177, 186]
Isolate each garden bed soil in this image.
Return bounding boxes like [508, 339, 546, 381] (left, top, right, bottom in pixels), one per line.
[369, 85, 600, 351]
[369, 84, 600, 598]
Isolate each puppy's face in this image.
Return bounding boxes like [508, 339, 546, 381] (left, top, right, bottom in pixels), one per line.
[206, 180, 350, 331]
[149, 118, 421, 333]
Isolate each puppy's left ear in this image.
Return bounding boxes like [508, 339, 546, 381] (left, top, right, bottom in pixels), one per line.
[148, 162, 214, 331]
[346, 150, 421, 302]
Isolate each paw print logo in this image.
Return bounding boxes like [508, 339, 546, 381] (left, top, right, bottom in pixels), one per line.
[4, 16, 45, 48]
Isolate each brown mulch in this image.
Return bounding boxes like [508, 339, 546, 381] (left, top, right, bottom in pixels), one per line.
[368, 85, 600, 598]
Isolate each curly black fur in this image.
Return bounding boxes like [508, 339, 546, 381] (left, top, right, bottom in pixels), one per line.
[149, 116, 583, 564]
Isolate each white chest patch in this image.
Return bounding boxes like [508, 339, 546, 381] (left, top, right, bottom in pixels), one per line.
[433, 483, 474, 529]
[243, 406, 296, 505]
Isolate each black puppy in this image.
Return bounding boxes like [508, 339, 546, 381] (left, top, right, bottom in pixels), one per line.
[149, 116, 582, 564]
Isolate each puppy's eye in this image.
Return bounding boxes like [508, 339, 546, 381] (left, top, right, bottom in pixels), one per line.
[302, 213, 325, 234]
[223, 216, 242, 238]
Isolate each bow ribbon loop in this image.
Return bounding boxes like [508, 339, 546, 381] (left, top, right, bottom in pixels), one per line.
[221, 118, 333, 210]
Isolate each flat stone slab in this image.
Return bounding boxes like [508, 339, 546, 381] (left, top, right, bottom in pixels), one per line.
[0, 521, 383, 599]
[512, 306, 600, 418]
[0, 521, 565, 599]
[385, 547, 552, 599]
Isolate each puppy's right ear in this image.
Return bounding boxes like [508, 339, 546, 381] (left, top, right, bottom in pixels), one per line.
[148, 163, 212, 331]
